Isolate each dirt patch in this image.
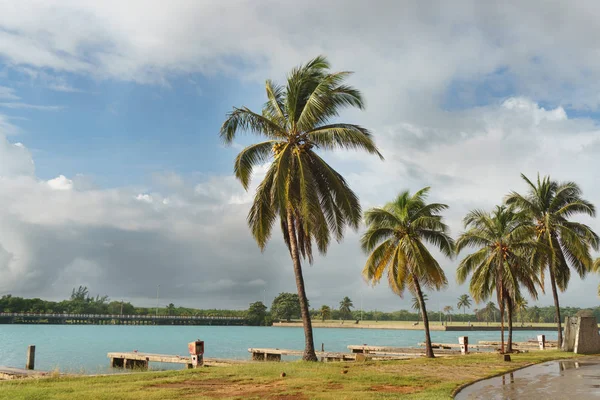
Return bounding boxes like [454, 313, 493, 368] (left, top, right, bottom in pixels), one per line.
[370, 384, 422, 394]
[325, 382, 343, 390]
[269, 394, 307, 400]
[149, 378, 296, 398]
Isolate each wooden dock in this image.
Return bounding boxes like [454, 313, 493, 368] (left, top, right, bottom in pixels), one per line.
[248, 348, 413, 362]
[107, 352, 198, 369]
[348, 345, 460, 355]
[0, 366, 48, 380]
[417, 342, 494, 350]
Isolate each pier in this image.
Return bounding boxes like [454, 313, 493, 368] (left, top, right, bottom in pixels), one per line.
[107, 352, 198, 369]
[248, 348, 414, 362]
[0, 312, 245, 326]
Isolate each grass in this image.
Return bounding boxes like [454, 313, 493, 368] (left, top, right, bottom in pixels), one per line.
[0, 351, 583, 399]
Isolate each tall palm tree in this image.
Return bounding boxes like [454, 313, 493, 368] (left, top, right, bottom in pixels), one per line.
[506, 174, 599, 346]
[361, 188, 455, 358]
[319, 305, 331, 322]
[457, 294, 472, 318]
[593, 258, 600, 296]
[443, 306, 453, 324]
[457, 205, 539, 352]
[514, 298, 528, 325]
[220, 56, 382, 361]
[485, 302, 497, 324]
[339, 296, 354, 320]
[411, 294, 429, 320]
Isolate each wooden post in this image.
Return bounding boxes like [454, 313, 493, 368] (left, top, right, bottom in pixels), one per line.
[26, 345, 35, 370]
[537, 334, 546, 350]
[459, 336, 468, 355]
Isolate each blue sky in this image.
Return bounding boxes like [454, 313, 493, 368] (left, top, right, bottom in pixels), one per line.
[1, 68, 265, 187]
[0, 1, 600, 311]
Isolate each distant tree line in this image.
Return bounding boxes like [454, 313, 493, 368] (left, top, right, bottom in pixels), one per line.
[1, 289, 595, 326]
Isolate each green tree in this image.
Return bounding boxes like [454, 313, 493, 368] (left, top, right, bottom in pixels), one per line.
[361, 188, 455, 358]
[506, 174, 599, 346]
[339, 297, 354, 320]
[457, 205, 540, 352]
[411, 294, 429, 320]
[514, 298, 528, 325]
[220, 56, 382, 361]
[319, 305, 331, 321]
[246, 301, 268, 326]
[443, 306, 453, 324]
[70, 286, 89, 301]
[594, 258, 600, 296]
[271, 293, 303, 322]
[457, 294, 472, 317]
[167, 303, 175, 316]
[485, 302, 498, 323]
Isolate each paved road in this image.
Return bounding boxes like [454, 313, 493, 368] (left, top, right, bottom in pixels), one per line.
[455, 358, 600, 399]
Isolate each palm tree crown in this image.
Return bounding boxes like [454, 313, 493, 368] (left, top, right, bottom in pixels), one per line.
[221, 55, 382, 261]
[361, 187, 455, 357]
[457, 294, 472, 316]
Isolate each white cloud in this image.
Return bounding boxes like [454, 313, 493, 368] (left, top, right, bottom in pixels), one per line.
[0, 102, 64, 111]
[47, 175, 73, 190]
[1, 2, 600, 311]
[0, 86, 19, 100]
[135, 193, 153, 203]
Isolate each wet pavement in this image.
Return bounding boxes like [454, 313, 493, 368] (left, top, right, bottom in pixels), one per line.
[455, 358, 600, 399]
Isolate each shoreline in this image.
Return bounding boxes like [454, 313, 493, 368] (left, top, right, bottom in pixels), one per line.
[273, 321, 557, 331]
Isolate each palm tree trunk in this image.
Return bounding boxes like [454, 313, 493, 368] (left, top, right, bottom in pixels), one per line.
[286, 210, 317, 361]
[413, 276, 434, 358]
[497, 292, 505, 354]
[506, 295, 513, 353]
[549, 266, 563, 348]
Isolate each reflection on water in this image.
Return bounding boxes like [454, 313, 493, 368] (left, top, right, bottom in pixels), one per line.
[455, 359, 600, 399]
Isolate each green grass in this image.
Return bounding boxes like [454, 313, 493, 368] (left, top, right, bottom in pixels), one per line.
[0, 351, 583, 399]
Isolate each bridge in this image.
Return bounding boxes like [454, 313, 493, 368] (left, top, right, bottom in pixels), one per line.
[0, 312, 246, 326]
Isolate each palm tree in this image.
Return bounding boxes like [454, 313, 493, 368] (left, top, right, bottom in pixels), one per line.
[485, 302, 497, 324]
[594, 258, 600, 296]
[457, 294, 472, 318]
[457, 205, 539, 352]
[220, 56, 382, 361]
[514, 298, 528, 325]
[339, 297, 354, 320]
[506, 174, 599, 346]
[319, 305, 331, 322]
[411, 294, 429, 320]
[443, 306, 453, 324]
[361, 188, 455, 358]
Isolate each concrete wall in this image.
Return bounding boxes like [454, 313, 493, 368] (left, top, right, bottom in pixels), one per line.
[562, 316, 600, 354]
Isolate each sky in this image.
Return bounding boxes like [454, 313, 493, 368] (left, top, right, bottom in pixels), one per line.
[1, 0, 600, 312]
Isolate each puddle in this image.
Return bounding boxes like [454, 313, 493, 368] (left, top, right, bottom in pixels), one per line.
[455, 359, 600, 399]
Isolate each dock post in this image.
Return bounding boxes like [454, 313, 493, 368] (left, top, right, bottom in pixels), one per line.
[26, 345, 35, 370]
[537, 334, 546, 350]
[459, 336, 468, 355]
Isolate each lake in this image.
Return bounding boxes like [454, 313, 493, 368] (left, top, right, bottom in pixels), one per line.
[0, 325, 557, 374]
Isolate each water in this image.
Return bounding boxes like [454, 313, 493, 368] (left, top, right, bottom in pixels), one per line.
[0, 325, 556, 374]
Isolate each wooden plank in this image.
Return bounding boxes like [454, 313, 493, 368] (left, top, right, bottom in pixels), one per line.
[349, 345, 460, 355]
[107, 352, 191, 365]
[417, 342, 493, 349]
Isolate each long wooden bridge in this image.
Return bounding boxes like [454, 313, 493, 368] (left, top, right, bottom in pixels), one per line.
[0, 312, 245, 326]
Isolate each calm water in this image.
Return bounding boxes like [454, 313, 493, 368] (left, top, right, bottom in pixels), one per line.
[0, 325, 556, 374]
